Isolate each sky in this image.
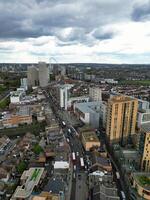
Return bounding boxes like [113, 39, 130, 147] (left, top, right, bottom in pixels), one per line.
[0, 0, 150, 64]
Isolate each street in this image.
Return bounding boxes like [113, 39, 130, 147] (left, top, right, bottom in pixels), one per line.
[44, 89, 89, 200]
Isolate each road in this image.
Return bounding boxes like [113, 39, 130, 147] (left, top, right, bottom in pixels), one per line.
[44, 89, 89, 200]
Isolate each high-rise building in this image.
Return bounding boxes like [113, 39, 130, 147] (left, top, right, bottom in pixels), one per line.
[59, 84, 73, 110]
[38, 62, 49, 87]
[20, 78, 28, 91]
[89, 87, 102, 102]
[106, 95, 138, 145]
[27, 65, 39, 87]
[138, 130, 150, 172]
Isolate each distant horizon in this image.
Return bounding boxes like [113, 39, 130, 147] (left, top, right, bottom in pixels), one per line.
[0, 62, 150, 65]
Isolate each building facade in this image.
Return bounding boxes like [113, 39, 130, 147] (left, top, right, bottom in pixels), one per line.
[139, 131, 150, 172]
[74, 101, 106, 129]
[89, 87, 102, 102]
[106, 95, 138, 145]
[27, 65, 39, 87]
[38, 62, 49, 87]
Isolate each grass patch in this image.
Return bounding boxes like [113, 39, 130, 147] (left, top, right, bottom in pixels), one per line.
[119, 80, 150, 86]
[33, 143, 43, 155]
[138, 176, 150, 186]
[31, 169, 41, 181]
[0, 97, 10, 109]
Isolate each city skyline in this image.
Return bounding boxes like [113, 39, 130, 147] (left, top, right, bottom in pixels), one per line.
[0, 0, 150, 64]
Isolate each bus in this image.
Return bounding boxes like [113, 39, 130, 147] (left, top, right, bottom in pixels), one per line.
[120, 191, 126, 200]
[66, 138, 70, 143]
[80, 157, 84, 168]
[62, 121, 66, 126]
[72, 152, 76, 162]
[68, 128, 71, 133]
[116, 171, 120, 179]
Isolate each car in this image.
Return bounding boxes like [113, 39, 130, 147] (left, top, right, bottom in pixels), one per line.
[76, 152, 79, 156]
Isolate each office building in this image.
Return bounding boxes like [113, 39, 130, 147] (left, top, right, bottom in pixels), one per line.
[39, 62, 49, 87]
[10, 90, 24, 103]
[137, 109, 150, 128]
[106, 95, 138, 145]
[74, 101, 106, 128]
[138, 99, 150, 110]
[89, 87, 102, 102]
[27, 65, 39, 87]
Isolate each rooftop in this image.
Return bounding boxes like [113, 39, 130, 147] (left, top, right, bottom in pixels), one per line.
[13, 167, 44, 199]
[132, 172, 150, 191]
[75, 101, 103, 114]
[109, 95, 137, 103]
[82, 131, 100, 143]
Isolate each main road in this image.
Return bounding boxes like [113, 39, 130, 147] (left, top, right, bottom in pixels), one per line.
[43, 89, 89, 200]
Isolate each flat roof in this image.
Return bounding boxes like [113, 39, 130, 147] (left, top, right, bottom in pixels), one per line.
[109, 95, 137, 103]
[13, 167, 44, 199]
[75, 101, 103, 114]
[82, 131, 100, 143]
[132, 172, 150, 191]
[54, 161, 69, 169]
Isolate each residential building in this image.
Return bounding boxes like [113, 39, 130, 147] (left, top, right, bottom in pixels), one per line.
[38, 62, 49, 87]
[81, 131, 100, 151]
[27, 65, 39, 87]
[11, 167, 45, 200]
[89, 87, 102, 102]
[2, 106, 32, 128]
[89, 171, 120, 200]
[138, 130, 150, 172]
[59, 84, 74, 110]
[32, 192, 60, 200]
[106, 95, 138, 145]
[130, 172, 150, 200]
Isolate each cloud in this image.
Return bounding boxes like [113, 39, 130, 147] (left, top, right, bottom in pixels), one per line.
[0, 0, 150, 63]
[131, 1, 150, 21]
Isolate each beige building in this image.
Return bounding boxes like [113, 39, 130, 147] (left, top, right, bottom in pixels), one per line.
[82, 131, 100, 151]
[27, 65, 39, 87]
[106, 95, 138, 145]
[131, 172, 150, 200]
[140, 131, 150, 172]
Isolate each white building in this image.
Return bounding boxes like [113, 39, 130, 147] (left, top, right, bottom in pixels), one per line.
[27, 65, 39, 87]
[67, 96, 89, 110]
[138, 99, 149, 110]
[74, 101, 106, 129]
[20, 78, 28, 91]
[137, 109, 150, 128]
[10, 90, 24, 103]
[38, 62, 49, 87]
[59, 84, 74, 110]
[89, 87, 102, 102]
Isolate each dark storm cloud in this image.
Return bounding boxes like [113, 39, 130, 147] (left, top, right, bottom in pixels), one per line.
[0, 0, 133, 43]
[131, 1, 150, 21]
[92, 29, 115, 40]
